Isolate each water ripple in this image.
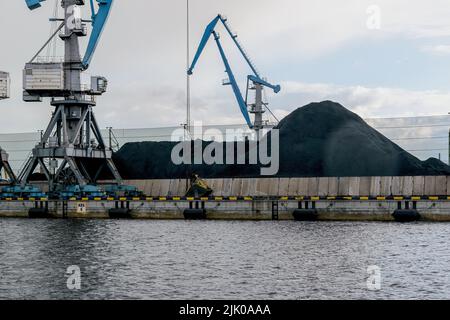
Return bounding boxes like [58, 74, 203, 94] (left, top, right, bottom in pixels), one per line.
[0, 219, 450, 300]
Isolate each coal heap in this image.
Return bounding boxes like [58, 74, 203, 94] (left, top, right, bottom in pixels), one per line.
[113, 101, 450, 179]
[112, 141, 244, 180]
[273, 101, 450, 176]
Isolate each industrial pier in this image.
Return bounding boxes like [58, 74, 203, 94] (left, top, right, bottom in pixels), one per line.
[0, 195, 449, 222]
[1, 176, 450, 221]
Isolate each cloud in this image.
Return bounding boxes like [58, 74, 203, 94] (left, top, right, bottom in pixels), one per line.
[97, 80, 450, 131]
[276, 81, 450, 118]
[3, 0, 450, 133]
[421, 45, 450, 56]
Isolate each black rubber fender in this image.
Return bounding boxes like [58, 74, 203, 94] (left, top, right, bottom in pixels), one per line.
[109, 208, 132, 219]
[293, 209, 318, 221]
[28, 208, 51, 218]
[183, 209, 207, 220]
[392, 209, 421, 222]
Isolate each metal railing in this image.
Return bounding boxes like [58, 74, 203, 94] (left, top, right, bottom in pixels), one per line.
[33, 56, 65, 63]
[107, 127, 121, 152]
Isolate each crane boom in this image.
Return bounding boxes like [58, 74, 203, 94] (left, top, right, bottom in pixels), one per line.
[188, 15, 221, 75]
[83, 0, 114, 69]
[25, 0, 45, 10]
[213, 32, 253, 128]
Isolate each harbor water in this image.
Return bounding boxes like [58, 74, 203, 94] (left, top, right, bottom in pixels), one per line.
[1, 219, 449, 300]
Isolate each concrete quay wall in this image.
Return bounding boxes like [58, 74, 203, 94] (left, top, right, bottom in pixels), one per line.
[1, 198, 450, 222]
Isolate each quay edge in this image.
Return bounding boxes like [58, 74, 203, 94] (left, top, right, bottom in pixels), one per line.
[0, 199, 450, 222]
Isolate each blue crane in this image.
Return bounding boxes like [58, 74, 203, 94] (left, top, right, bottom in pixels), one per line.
[25, 0, 113, 70]
[188, 14, 281, 131]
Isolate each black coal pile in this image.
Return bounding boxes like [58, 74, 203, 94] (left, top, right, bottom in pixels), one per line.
[113, 101, 450, 179]
[112, 140, 258, 180]
[273, 101, 450, 176]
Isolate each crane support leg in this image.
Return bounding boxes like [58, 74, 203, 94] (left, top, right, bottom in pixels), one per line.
[1, 148, 18, 184]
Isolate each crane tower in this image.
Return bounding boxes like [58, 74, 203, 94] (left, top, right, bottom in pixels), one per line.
[19, 0, 122, 192]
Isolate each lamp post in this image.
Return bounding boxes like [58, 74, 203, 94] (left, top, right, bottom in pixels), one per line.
[186, 0, 191, 138]
[446, 112, 450, 165]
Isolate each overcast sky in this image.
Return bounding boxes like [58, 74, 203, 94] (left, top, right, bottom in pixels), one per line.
[2, 0, 450, 133]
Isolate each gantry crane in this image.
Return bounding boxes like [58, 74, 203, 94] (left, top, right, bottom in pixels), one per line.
[0, 71, 17, 184]
[188, 14, 281, 136]
[19, 0, 123, 193]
